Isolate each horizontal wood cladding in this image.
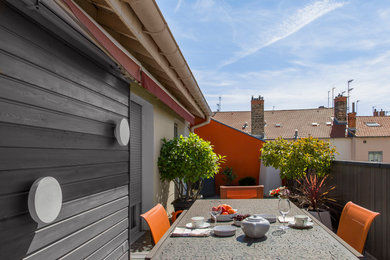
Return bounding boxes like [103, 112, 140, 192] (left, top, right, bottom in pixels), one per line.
[1, 187, 129, 259]
[0, 162, 128, 196]
[0, 53, 128, 117]
[0, 148, 128, 170]
[62, 226, 128, 260]
[0, 20, 128, 105]
[0, 173, 129, 218]
[0, 1, 131, 259]
[25, 208, 128, 260]
[0, 122, 128, 151]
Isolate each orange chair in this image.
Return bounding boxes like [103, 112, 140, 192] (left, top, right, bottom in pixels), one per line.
[140, 204, 182, 244]
[337, 201, 380, 253]
[171, 210, 183, 223]
[220, 185, 264, 199]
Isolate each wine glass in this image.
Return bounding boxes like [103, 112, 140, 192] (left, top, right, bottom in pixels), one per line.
[278, 198, 291, 230]
[211, 206, 222, 225]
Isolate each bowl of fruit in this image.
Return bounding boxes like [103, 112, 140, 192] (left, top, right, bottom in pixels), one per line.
[211, 204, 237, 222]
[233, 214, 251, 227]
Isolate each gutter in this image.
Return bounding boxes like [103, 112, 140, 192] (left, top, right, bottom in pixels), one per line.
[190, 116, 211, 133]
[125, 0, 211, 119]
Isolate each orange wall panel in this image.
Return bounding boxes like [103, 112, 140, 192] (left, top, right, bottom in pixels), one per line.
[195, 119, 264, 193]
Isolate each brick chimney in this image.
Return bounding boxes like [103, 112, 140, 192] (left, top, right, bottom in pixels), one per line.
[373, 109, 379, 116]
[251, 96, 264, 138]
[379, 109, 385, 117]
[334, 94, 347, 124]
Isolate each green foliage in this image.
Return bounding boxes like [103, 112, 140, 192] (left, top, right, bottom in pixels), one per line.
[158, 133, 225, 200]
[260, 137, 336, 180]
[238, 177, 256, 186]
[221, 167, 237, 185]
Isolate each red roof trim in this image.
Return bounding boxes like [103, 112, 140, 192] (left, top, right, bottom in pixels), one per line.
[63, 0, 141, 81]
[141, 72, 195, 124]
[62, 0, 196, 124]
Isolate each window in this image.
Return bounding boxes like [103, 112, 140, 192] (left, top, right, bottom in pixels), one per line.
[174, 123, 178, 138]
[365, 122, 380, 127]
[368, 151, 383, 162]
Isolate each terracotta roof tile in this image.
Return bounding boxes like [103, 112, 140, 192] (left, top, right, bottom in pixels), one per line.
[212, 108, 333, 139]
[355, 116, 390, 137]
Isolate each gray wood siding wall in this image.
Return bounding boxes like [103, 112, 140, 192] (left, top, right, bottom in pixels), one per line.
[331, 161, 390, 260]
[0, 2, 130, 259]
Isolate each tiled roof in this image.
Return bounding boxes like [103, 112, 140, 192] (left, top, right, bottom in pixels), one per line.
[212, 108, 334, 140]
[355, 116, 390, 137]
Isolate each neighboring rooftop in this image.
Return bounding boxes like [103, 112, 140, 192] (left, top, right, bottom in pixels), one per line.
[355, 116, 390, 137]
[213, 108, 334, 140]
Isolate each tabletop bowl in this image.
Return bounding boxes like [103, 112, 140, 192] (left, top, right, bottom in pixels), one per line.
[212, 210, 238, 222]
[213, 225, 236, 237]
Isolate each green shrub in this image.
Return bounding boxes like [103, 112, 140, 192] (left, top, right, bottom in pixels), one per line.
[221, 167, 237, 185]
[260, 137, 336, 180]
[158, 133, 225, 201]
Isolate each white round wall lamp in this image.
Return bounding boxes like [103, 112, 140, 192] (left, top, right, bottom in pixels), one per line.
[115, 118, 130, 146]
[28, 177, 62, 224]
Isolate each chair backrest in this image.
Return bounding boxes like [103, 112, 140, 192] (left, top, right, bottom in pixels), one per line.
[220, 185, 264, 199]
[140, 204, 170, 244]
[337, 201, 379, 253]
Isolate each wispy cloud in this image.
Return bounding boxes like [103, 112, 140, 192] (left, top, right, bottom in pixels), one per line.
[175, 0, 183, 13]
[220, 0, 346, 67]
[197, 51, 390, 115]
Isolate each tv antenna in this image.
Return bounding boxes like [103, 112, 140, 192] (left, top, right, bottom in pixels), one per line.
[217, 96, 221, 112]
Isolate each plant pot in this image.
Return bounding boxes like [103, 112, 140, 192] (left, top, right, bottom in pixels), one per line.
[172, 198, 196, 211]
[308, 209, 332, 231]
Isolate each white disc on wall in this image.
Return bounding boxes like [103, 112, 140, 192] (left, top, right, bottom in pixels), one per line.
[115, 118, 130, 146]
[28, 177, 62, 224]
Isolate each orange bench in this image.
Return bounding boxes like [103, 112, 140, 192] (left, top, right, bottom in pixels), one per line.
[220, 185, 264, 199]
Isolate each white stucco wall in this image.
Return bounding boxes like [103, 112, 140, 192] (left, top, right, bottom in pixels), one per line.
[259, 161, 282, 196]
[131, 83, 188, 216]
[329, 138, 352, 160]
[352, 136, 390, 162]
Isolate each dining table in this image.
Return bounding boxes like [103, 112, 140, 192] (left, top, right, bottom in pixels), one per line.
[145, 199, 362, 259]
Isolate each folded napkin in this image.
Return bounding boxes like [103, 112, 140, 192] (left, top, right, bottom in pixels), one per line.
[277, 216, 312, 223]
[171, 227, 211, 237]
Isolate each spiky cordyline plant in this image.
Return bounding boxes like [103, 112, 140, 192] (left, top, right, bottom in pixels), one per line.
[292, 174, 336, 211]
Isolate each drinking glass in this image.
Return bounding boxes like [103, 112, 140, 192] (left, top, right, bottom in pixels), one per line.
[211, 207, 222, 224]
[278, 198, 291, 230]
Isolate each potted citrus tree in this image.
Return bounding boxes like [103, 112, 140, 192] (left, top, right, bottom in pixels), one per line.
[158, 133, 225, 211]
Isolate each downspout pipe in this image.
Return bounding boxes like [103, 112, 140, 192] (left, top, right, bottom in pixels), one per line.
[190, 116, 211, 133]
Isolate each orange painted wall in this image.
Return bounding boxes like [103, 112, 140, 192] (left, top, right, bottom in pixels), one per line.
[195, 119, 264, 193]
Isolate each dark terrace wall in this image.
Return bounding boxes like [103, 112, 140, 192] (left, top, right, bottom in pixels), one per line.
[0, 2, 130, 259]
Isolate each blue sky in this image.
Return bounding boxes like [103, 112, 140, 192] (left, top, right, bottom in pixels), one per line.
[156, 0, 390, 116]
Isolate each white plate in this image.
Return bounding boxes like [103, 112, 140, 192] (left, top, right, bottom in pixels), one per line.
[254, 214, 277, 223]
[288, 221, 313, 229]
[185, 222, 211, 229]
[213, 225, 236, 237]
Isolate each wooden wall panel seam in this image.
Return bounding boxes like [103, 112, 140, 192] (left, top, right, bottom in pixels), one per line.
[0, 49, 129, 107]
[0, 24, 129, 100]
[0, 96, 121, 127]
[23, 208, 128, 259]
[59, 224, 128, 260]
[0, 74, 128, 119]
[0, 51, 128, 115]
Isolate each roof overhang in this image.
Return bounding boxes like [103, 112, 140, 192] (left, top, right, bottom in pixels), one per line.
[55, 0, 211, 124]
